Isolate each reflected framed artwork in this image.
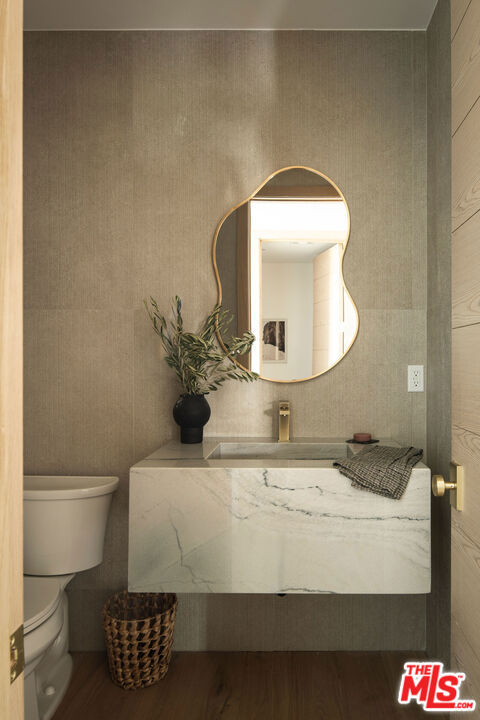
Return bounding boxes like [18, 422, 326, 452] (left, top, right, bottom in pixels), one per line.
[262, 319, 287, 363]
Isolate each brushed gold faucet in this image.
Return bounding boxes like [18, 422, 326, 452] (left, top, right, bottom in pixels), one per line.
[278, 401, 290, 442]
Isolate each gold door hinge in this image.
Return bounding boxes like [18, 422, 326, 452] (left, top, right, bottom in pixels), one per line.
[10, 625, 24, 684]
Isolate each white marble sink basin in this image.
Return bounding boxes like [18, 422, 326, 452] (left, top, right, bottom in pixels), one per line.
[206, 441, 350, 461]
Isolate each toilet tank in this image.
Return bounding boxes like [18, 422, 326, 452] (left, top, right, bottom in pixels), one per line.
[24, 476, 119, 575]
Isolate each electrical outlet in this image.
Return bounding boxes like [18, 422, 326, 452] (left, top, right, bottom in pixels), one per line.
[408, 365, 424, 392]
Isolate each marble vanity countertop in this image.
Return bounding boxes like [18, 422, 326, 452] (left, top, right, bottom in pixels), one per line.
[132, 437, 427, 470]
[129, 437, 431, 595]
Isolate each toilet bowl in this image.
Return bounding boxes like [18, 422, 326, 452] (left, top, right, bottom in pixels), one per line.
[23, 476, 119, 720]
[23, 575, 73, 720]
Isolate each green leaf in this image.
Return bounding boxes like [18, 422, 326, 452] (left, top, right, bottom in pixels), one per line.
[144, 295, 258, 394]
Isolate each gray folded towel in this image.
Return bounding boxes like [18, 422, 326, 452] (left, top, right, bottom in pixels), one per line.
[333, 445, 423, 499]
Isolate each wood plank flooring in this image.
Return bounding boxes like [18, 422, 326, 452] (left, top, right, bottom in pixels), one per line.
[52, 651, 445, 719]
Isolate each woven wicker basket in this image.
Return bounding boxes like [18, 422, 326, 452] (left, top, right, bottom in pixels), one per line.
[102, 591, 178, 690]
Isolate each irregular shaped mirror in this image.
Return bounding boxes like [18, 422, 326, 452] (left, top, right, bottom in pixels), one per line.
[213, 167, 358, 382]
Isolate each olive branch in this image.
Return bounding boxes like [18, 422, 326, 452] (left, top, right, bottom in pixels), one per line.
[145, 296, 258, 395]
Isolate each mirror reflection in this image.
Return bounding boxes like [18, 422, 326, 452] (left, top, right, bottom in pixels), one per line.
[214, 167, 358, 382]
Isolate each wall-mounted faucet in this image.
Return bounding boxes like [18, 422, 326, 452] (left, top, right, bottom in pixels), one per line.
[278, 401, 290, 442]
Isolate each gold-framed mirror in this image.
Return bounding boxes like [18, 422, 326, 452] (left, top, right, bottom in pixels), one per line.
[213, 166, 359, 383]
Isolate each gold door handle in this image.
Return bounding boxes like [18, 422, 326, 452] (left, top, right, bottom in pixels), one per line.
[432, 475, 456, 496]
[431, 463, 464, 511]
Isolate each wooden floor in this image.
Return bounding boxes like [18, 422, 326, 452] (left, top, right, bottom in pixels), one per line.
[53, 651, 443, 719]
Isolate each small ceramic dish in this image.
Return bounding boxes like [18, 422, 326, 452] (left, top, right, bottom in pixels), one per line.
[346, 438, 379, 445]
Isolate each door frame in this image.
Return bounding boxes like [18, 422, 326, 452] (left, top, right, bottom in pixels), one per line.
[0, 0, 24, 717]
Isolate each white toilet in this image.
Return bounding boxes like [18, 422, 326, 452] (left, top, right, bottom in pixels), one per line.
[23, 475, 119, 720]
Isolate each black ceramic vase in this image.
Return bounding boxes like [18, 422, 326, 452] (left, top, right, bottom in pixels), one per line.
[173, 394, 211, 444]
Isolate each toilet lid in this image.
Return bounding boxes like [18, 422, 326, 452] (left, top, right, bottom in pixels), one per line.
[24, 576, 62, 634]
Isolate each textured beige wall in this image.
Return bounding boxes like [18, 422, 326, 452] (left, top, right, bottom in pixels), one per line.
[24, 30, 428, 651]
[426, 0, 451, 665]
